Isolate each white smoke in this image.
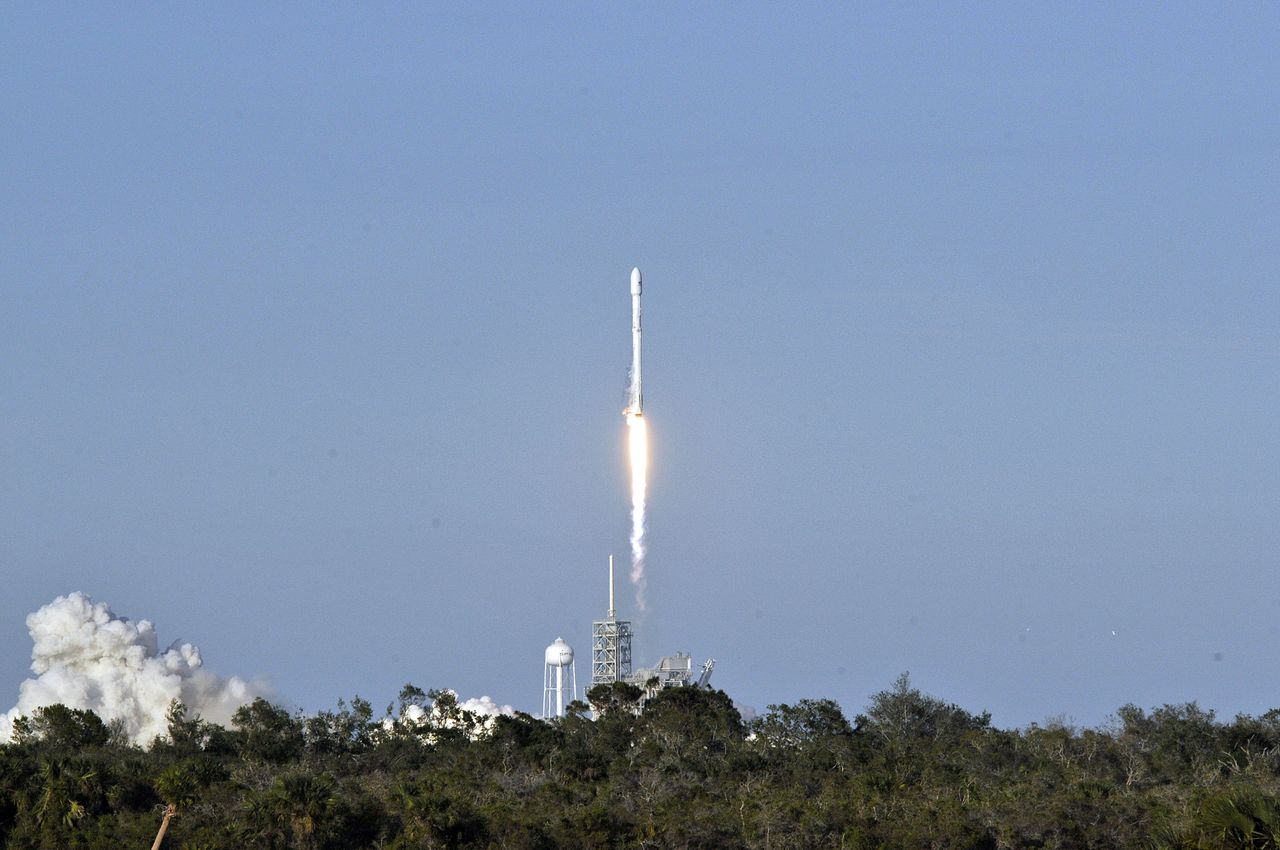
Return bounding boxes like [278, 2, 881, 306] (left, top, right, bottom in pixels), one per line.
[457, 694, 515, 718]
[385, 689, 514, 740]
[0, 592, 266, 746]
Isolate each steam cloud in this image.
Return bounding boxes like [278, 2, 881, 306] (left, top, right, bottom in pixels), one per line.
[0, 592, 265, 746]
[456, 694, 516, 718]
[389, 691, 515, 740]
[400, 692, 515, 725]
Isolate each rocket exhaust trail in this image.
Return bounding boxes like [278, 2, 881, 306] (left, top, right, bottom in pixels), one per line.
[627, 410, 648, 610]
[625, 267, 648, 610]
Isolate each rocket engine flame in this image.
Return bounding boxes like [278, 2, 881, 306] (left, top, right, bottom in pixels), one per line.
[627, 412, 648, 610]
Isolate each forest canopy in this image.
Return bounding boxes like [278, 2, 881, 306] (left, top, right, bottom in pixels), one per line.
[1, 674, 1278, 849]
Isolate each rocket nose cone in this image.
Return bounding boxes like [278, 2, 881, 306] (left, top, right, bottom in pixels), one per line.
[630, 267, 642, 294]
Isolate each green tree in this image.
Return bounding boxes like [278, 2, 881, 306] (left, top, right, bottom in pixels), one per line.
[586, 681, 644, 716]
[389, 775, 487, 849]
[157, 699, 237, 756]
[862, 672, 991, 747]
[232, 698, 305, 764]
[12, 704, 111, 751]
[304, 697, 375, 757]
[751, 698, 857, 773]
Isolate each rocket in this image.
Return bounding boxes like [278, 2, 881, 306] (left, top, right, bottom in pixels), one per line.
[626, 267, 643, 417]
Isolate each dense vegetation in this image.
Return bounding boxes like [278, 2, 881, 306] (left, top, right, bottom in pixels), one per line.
[3, 674, 1280, 849]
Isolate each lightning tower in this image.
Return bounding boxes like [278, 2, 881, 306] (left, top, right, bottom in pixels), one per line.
[591, 555, 633, 685]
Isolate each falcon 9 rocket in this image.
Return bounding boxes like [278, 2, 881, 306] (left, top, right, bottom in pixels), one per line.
[626, 267, 642, 417]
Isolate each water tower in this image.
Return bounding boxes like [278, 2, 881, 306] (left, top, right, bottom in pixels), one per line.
[542, 637, 577, 719]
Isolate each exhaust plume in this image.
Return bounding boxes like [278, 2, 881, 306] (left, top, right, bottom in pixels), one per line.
[0, 592, 266, 746]
[627, 411, 648, 610]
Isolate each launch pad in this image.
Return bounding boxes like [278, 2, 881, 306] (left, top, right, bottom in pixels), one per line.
[589, 556, 713, 693]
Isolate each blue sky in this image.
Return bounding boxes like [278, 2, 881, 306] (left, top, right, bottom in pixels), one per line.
[2, 3, 1277, 727]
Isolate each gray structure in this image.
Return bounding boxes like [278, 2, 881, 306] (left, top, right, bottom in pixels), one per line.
[591, 556, 632, 686]
[587, 557, 716, 695]
[626, 654, 716, 692]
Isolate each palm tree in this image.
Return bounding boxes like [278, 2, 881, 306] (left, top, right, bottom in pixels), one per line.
[267, 771, 337, 850]
[1195, 790, 1280, 849]
[388, 777, 485, 848]
[1155, 790, 1280, 850]
[32, 758, 98, 835]
[150, 761, 200, 850]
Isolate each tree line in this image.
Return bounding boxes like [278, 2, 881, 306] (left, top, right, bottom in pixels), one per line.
[2, 673, 1280, 849]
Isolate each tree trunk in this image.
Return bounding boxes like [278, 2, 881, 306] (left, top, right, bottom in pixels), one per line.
[150, 804, 176, 850]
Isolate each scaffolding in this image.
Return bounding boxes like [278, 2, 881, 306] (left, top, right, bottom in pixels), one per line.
[591, 616, 633, 685]
[591, 555, 632, 685]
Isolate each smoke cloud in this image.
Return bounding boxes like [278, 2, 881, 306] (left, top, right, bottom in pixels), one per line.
[0, 592, 266, 746]
[456, 694, 516, 718]
[389, 690, 515, 740]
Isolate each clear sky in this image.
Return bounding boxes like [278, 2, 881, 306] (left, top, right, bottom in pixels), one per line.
[2, 3, 1277, 728]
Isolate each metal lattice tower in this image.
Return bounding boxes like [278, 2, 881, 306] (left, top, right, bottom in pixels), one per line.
[592, 618, 632, 685]
[592, 556, 632, 685]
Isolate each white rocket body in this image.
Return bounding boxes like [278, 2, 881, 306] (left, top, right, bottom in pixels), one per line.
[627, 267, 643, 416]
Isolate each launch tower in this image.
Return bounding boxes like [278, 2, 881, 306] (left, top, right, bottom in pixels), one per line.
[591, 556, 632, 685]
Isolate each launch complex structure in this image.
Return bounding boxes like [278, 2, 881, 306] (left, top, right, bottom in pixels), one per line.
[591, 554, 633, 685]
[541, 267, 714, 720]
[591, 555, 713, 692]
[589, 267, 714, 696]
